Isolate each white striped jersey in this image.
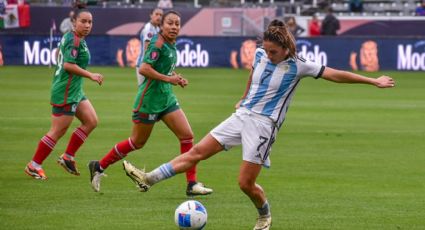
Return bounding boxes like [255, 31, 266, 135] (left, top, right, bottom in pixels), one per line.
[241, 48, 325, 129]
[136, 22, 160, 68]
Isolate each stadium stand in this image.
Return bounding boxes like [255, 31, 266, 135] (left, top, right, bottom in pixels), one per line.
[8, 0, 423, 16]
[22, 0, 423, 15]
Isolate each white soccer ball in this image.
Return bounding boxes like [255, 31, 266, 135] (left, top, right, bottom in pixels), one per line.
[174, 200, 207, 230]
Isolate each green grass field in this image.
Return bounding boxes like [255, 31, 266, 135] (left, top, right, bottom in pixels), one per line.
[1, 66, 424, 229]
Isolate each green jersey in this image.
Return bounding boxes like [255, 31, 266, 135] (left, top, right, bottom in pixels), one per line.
[133, 34, 178, 113]
[51, 32, 90, 106]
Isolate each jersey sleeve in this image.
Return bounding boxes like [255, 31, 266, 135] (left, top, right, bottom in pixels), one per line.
[252, 48, 265, 69]
[143, 42, 161, 66]
[296, 57, 325, 79]
[142, 24, 155, 42]
[62, 36, 79, 64]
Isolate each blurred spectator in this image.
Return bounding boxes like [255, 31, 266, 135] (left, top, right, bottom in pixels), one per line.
[308, 14, 321, 37]
[157, 0, 173, 9]
[285, 16, 305, 37]
[321, 7, 340, 36]
[349, 0, 363, 13]
[60, 10, 74, 34]
[416, 0, 425, 16]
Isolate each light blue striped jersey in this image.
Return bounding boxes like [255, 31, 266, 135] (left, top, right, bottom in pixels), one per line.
[136, 22, 160, 68]
[241, 48, 325, 129]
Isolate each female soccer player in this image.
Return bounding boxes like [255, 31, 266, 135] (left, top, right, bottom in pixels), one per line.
[89, 10, 212, 196]
[135, 8, 163, 86]
[25, 6, 104, 180]
[122, 19, 395, 230]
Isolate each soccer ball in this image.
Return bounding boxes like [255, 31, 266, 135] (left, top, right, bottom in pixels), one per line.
[174, 200, 207, 230]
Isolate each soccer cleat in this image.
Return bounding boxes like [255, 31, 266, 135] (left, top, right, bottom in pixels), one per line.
[186, 182, 213, 196]
[57, 154, 80, 176]
[253, 215, 272, 230]
[122, 160, 150, 192]
[24, 163, 47, 180]
[88, 160, 106, 192]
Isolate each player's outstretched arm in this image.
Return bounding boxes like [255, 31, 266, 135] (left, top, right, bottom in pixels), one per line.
[321, 67, 395, 88]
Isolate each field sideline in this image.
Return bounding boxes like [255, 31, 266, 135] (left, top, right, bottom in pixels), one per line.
[0, 66, 424, 229]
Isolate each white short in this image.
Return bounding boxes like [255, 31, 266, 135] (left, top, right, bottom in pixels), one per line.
[210, 108, 277, 167]
[135, 67, 145, 86]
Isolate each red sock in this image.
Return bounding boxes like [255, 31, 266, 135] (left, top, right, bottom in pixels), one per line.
[32, 135, 57, 165]
[181, 138, 197, 183]
[99, 138, 137, 170]
[64, 127, 88, 157]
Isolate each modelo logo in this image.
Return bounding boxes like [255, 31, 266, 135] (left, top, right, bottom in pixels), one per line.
[24, 37, 61, 65]
[176, 38, 209, 67]
[296, 40, 327, 66]
[397, 41, 425, 70]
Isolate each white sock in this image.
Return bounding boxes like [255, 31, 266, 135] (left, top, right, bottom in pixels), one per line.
[146, 163, 176, 185]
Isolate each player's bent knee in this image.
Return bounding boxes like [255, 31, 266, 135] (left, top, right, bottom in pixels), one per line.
[189, 146, 206, 161]
[238, 179, 256, 193]
[238, 182, 251, 193]
[87, 117, 98, 130]
[80, 117, 98, 132]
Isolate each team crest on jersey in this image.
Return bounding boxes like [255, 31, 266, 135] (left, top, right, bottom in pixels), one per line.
[150, 51, 159, 60]
[71, 48, 78, 58]
[147, 32, 153, 38]
[283, 65, 289, 71]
